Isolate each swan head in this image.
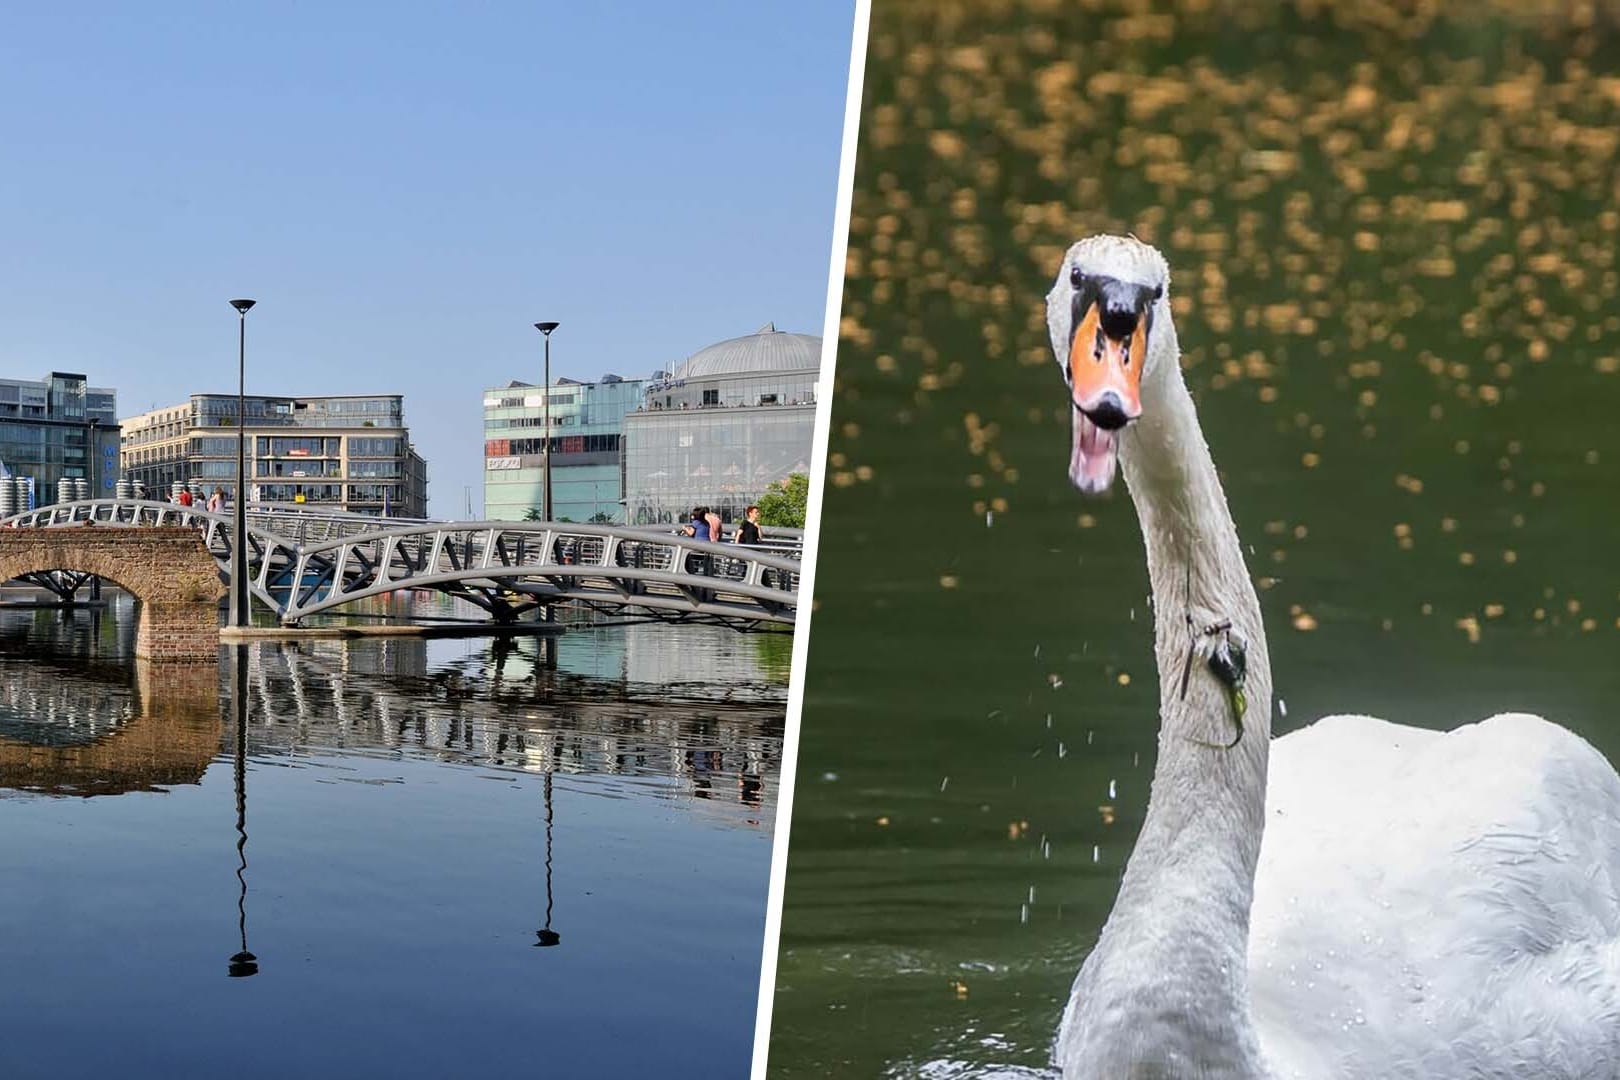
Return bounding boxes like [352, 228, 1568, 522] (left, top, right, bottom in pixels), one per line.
[1045, 235, 1172, 494]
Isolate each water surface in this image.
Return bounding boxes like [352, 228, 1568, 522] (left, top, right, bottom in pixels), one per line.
[0, 600, 785, 1078]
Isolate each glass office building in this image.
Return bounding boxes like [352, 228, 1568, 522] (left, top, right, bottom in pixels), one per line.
[482, 374, 645, 522]
[623, 323, 820, 524]
[120, 394, 429, 516]
[0, 372, 120, 506]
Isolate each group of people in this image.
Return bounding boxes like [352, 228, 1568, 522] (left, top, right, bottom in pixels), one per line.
[680, 504, 765, 546]
[172, 486, 227, 513]
[679, 504, 769, 583]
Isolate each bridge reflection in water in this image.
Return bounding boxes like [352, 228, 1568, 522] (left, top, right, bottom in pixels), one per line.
[0, 610, 218, 794]
[0, 598, 781, 820]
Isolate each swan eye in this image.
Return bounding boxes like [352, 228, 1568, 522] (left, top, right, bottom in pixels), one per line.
[1070, 265, 1086, 288]
[1152, 284, 1163, 300]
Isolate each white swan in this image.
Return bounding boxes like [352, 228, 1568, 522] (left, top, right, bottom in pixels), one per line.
[1046, 235, 1620, 1079]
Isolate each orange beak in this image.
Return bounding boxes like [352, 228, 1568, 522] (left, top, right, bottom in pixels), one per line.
[1068, 301, 1144, 425]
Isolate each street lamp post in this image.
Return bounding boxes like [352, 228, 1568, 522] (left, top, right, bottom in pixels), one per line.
[228, 299, 256, 629]
[87, 417, 99, 498]
[533, 322, 559, 522]
[88, 416, 102, 601]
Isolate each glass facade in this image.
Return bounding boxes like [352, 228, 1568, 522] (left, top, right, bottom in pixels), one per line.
[619, 326, 821, 526]
[0, 373, 121, 506]
[622, 404, 815, 525]
[121, 394, 429, 516]
[482, 376, 644, 522]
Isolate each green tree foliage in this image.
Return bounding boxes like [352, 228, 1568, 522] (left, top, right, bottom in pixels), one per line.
[757, 472, 809, 528]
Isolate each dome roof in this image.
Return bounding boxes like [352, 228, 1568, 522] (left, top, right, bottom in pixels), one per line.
[672, 322, 822, 380]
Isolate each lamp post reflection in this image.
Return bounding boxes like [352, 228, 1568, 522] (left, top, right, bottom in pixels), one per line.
[228, 644, 259, 978]
[535, 769, 561, 948]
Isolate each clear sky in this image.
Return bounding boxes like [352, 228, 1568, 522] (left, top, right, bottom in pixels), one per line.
[0, 4, 854, 517]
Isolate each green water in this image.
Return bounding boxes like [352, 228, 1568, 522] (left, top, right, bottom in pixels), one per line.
[772, 2, 1620, 1074]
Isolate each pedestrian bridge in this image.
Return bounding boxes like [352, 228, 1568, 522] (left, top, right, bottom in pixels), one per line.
[0, 500, 802, 629]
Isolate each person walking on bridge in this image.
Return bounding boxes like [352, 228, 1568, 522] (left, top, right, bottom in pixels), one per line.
[732, 505, 763, 547]
[733, 504, 770, 587]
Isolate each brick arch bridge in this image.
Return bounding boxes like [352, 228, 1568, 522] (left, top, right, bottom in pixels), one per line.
[0, 527, 224, 660]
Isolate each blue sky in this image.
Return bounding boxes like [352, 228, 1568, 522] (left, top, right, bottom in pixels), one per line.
[0, 4, 854, 516]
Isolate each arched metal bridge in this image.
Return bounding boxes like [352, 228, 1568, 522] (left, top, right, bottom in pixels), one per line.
[0, 500, 802, 629]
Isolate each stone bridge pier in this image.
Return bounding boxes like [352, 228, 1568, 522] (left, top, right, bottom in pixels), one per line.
[0, 527, 225, 661]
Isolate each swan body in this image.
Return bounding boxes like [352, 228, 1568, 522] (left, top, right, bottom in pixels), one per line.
[1256, 712, 1620, 1078]
[1043, 236, 1620, 1079]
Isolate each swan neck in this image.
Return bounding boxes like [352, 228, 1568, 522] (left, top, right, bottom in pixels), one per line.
[1059, 370, 1275, 1076]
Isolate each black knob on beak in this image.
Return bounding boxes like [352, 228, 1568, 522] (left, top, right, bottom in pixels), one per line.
[1083, 393, 1131, 432]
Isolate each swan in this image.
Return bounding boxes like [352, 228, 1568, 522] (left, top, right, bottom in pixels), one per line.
[1045, 235, 1620, 1079]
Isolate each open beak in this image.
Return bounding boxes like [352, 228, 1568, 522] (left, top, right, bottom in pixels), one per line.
[1067, 299, 1145, 494]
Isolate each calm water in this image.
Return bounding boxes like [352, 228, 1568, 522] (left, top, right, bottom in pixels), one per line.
[0, 599, 786, 1078]
[774, 2, 1620, 1075]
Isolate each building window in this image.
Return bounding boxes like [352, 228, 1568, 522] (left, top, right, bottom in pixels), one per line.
[702, 389, 720, 406]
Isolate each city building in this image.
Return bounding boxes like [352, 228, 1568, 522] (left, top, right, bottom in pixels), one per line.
[0, 372, 120, 507]
[120, 393, 429, 516]
[623, 322, 820, 525]
[482, 374, 644, 522]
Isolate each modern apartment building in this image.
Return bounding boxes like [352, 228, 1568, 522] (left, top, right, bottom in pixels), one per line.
[120, 393, 429, 517]
[0, 372, 120, 506]
[482, 374, 644, 522]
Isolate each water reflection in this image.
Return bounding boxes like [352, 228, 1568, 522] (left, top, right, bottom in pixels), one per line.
[535, 770, 561, 949]
[0, 606, 780, 1076]
[227, 643, 259, 978]
[0, 655, 219, 797]
[0, 605, 784, 823]
[242, 637, 781, 822]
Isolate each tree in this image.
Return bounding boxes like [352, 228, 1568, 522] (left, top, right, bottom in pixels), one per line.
[589, 511, 614, 523]
[756, 472, 809, 528]
[522, 507, 543, 521]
